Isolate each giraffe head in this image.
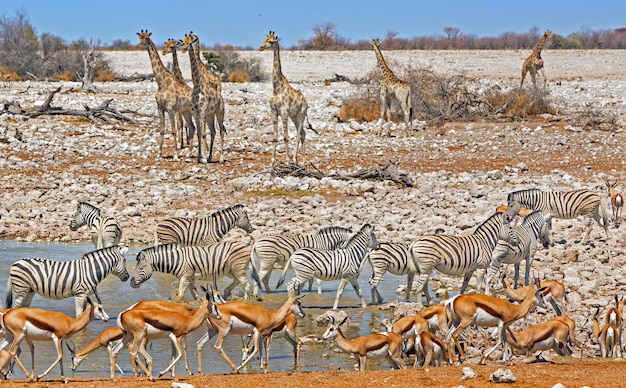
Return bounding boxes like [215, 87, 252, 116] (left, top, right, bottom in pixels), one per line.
[259, 31, 278, 51]
[162, 38, 177, 56]
[136, 29, 152, 48]
[179, 31, 199, 54]
[371, 38, 382, 49]
[544, 30, 552, 39]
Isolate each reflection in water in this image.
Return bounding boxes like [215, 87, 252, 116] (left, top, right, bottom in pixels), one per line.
[0, 240, 429, 379]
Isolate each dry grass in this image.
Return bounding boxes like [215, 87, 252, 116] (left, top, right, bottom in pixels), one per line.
[337, 96, 380, 122]
[52, 71, 77, 81]
[486, 88, 555, 119]
[227, 68, 250, 83]
[95, 68, 119, 82]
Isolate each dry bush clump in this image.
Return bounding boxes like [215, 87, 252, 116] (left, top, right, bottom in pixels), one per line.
[52, 70, 77, 81]
[338, 66, 560, 125]
[227, 68, 250, 83]
[485, 88, 556, 119]
[337, 95, 380, 122]
[95, 68, 118, 82]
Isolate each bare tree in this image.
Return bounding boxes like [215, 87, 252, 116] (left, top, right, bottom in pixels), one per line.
[81, 38, 99, 92]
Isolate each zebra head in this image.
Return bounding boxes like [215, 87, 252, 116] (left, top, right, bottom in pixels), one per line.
[111, 245, 130, 282]
[525, 210, 551, 248]
[130, 247, 156, 288]
[233, 205, 255, 234]
[70, 202, 100, 231]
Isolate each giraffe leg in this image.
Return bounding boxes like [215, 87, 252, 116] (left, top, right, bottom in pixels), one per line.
[540, 68, 547, 89]
[530, 69, 537, 88]
[157, 107, 166, 159]
[270, 111, 279, 166]
[217, 102, 226, 163]
[282, 116, 290, 163]
[206, 113, 217, 163]
[168, 110, 179, 160]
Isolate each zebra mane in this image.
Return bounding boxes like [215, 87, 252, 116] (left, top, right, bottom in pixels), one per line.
[209, 204, 244, 218]
[317, 226, 353, 235]
[81, 245, 124, 260]
[473, 212, 506, 235]
[77, 201, 101, 215]
[344, 224, 373, 247]
[522, 210, 545, 226]
[507, 188, 542, 201]
[137, 243, 181, 261]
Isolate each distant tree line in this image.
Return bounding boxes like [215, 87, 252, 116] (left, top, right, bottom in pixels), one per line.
[0, 10, 111, 81]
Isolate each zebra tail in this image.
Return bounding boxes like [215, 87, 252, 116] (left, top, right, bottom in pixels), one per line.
[250, 259, 264, 293]
[4, 278, 13, 309]
[276, 256, 293, 289]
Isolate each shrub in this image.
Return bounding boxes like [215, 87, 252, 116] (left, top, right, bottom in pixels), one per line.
[52, 70, 77, 81]
[95, 68, 118, 82]
[202, 45, 265, 82]
[486, 88, 555, 119]
[338, 96, 380, 122]
[227, 68, 250, 83]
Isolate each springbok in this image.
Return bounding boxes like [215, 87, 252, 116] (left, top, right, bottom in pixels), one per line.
[68, 326, 124, 374]
[110, 288, 221, 380]
[605, 180, 624, 227]
[241, 313, 302, 367]
[499, 273, 566, 316]
[445, 281, 547, 364]
[506, 316, 584, 360]
[322, 315, 406, 371]
[588, 307, 619, 358]
[197, 294, 305, 374]
[0, 298, 108, 382]
[604, 294, 624, 357]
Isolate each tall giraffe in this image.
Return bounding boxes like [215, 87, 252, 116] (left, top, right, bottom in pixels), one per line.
[162, 38, 193, 149]
[137, 30, 193, 160]
[189, 33, 222, 94]
[179, 33, 226, 163]
[259, 31, 312, 166]
[521, 30, 552, 89]
[371, 39, 412, 137]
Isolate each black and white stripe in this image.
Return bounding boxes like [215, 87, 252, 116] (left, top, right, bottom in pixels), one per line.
[278, 224, 378, 309]
[5, 245, 129, 317]
[408, 212, 517, 306]
[486, 210, 550, 294]
[155, 204, 254, 246]
[130, 241, 260, 300]
[70, 202, 122, 249]
[251, 226, 353, 295]
[507, 188, 610, 242]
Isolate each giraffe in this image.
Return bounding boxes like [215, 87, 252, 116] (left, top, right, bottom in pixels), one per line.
[259, 31, 313, 166]
[162, 38, 193, 149]
[371, 39, 413, 137]
[179, 32, 226, 163]
[189, 33, 222, 94]
[521, 30, 552, 89]
[137, 30, 194, 160]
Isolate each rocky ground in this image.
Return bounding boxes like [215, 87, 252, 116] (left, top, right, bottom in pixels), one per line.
[1, 49, 626, 386]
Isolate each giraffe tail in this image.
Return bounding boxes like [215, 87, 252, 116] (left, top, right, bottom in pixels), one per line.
[409, 107, 413, 123]
[304, 115, 318, 135]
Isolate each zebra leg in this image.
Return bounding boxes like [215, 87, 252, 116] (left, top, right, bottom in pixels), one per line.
[459, 272, 474, 294]
[411, 273, 431, 308]
[349, 278, 368, 308]
[333, 279, 350, 310]
[74, 295, 87, 318]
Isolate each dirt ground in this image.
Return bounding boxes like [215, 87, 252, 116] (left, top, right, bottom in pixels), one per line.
[0, 358, 624, 387]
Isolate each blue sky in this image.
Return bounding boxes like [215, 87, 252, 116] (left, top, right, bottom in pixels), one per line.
[3, 0, 624, 48]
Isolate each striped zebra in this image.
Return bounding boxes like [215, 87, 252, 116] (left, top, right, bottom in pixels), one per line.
[155, 204, 254, 246]
[407, 212, 517, 307]
[506, 188, 611, 243]
[368, 230, 445, 306]
[130, 242, 262, 300]
[485, 210, 550, 295]
[251, 226, 353, 295]
[277, 224, 379, 309]
[70, 202, 122, 249]
[5, 245, 129, 317]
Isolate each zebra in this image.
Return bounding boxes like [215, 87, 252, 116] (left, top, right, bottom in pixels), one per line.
[155, 204, 254, 246]
[130, 242, 262, 300]
[251, 226, 353, 295]
[5, 245, 129, 317]
[506, 188, 611, 243]
[485, 210, 550, 295]
[70, 201, 122, 249]
[368, 230, 446, 306]
[277, 224, 379, 309]
[407, 212, 518, 307]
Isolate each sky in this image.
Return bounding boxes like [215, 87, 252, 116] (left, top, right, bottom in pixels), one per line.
[3, 0, 625, 48]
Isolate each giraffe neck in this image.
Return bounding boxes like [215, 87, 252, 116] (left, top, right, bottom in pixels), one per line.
[271, 42, 288, 93]
[532, 35, 548, 58]
[187, 42, 202, 89]
[144, 38, 170, 88]
[373, 45, 397, 82]
[170, 46, 185, 83]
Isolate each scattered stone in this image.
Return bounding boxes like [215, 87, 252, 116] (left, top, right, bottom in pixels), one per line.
[461, 366, 476, 381]
[489, 368, 516, 383]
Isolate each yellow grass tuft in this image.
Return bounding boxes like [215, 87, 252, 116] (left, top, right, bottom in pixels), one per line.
[338, 96, 380, 122]
[227, 69, 250, 83]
